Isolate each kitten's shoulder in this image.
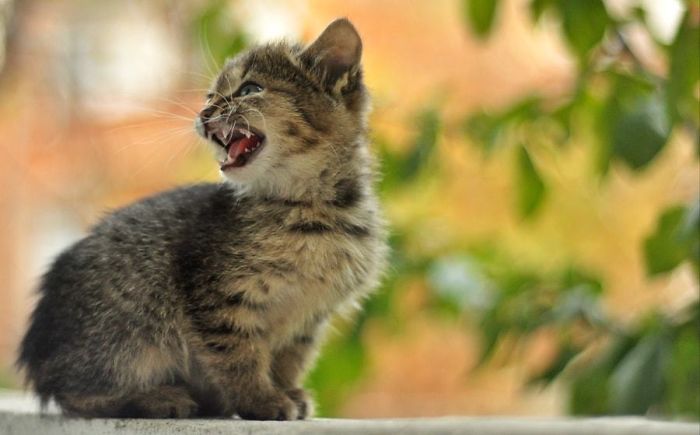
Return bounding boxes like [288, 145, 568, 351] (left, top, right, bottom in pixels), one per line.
[93, 182, 237, 232]
[132, 182, 234, 210]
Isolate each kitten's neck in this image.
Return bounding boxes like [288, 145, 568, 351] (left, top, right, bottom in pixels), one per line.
[233, 141, 374, 206]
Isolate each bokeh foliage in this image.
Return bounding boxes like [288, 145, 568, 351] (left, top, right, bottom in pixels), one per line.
[192, 0, 699, 417]
[458, 0, 699, 418]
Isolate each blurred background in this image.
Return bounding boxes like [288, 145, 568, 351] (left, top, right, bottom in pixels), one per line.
[0, 0, 698, 419]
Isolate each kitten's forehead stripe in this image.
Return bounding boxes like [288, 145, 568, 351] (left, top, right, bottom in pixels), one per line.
[238, 45, 322, 93]
[223, 47, 333, 136]
[212, 58, 247, 96]
[216, 70, 240, 95]
[240, 52, 256, 79]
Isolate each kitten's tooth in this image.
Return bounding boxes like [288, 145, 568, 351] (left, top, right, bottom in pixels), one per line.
[216, 128, 227, 143]
[223, 125, 234, 142]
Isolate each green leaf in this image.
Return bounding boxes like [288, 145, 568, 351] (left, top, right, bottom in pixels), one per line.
[667, 11, 700, 128]
[599, 334, 641, 372]
[377, 110, 440, 191]
[682, 202, 700, 274]
[557, 0, 610, 62]
[464, 111, 504, 154]
[644, 204, 698, 276]
[560, 267, 604, 295]
[531, 342, 579, 384]
[477, 315, 504, 366]
[609, 333, 669, 414]
[463, 0, 500, 38]
[570, 369, 611, 415]
[306, 335, 366, 416]
[376, 137, 404, 193]
[464, 97, 542, 154]
[516, 145, 546, 218]
[193, 0, 248, 67]
[529, 0, 555, 22]
[612, 92, 669, 169]
[599, 73, 671, 172]
[569, 334, 638, 415]
[665, 312, 700, 419]
[400, 110, 440, 181]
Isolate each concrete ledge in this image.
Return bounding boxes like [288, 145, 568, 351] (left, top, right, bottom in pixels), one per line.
[1, 390, 697, 435]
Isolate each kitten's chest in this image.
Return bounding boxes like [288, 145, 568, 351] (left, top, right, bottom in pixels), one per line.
[259, 229, 371, 315]
[227, 207, 379, 344]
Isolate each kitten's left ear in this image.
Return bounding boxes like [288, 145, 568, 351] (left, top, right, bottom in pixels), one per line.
[301, 18, 362, 89]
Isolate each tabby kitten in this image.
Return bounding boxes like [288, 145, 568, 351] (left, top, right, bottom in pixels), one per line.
[18, 18, 387, 420]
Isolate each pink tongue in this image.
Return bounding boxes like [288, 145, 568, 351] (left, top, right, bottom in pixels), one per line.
[228, 136, 257, 161]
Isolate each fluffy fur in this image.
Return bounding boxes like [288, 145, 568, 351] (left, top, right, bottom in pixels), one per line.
[17, 18, 387, 420]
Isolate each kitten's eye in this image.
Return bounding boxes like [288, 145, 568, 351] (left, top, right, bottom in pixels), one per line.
[205, 92, 215, 101]
[238, 82, 264, 97]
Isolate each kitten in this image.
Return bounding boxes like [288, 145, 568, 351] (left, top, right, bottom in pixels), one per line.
[17, 18, 387, 420]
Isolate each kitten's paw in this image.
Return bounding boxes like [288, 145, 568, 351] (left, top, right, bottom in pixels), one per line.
[237, 390, 298, 421]
[158, 396, 199, 419]
[285, 388, 314, 419]
[121, 386, 199, 418]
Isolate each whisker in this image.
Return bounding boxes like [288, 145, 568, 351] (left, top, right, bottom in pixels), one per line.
[104, 118, 187, 135]
[183, 70, 216, 83]
[198, 23, 220, 81]
[102, 104, 196, 123]
[223, 74, 236, 113]
[207, 102, 231, 113]
[112, 127, 197, 154]
[202, 113, 227, 124]
[152, 97, 199, 116]
[242, 108, 268, 132]
[230, 118, 240, 140]
[162, 136, 200, 168]
[238, 113, 252, 132]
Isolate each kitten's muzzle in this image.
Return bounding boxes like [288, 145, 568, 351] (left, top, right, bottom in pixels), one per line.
[197, 115, 266, 170]
[217, 126, 265, 171]
[196, 104, 267, 170]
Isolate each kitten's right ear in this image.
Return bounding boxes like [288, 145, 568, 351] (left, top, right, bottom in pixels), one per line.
[301, 18, 362, 90]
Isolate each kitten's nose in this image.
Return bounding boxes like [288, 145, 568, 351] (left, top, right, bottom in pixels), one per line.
[199, 105, 217, 122]
[197, 106, 219, 138]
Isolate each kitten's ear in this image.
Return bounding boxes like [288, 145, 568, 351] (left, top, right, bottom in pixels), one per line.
[301, 18, 362, 89]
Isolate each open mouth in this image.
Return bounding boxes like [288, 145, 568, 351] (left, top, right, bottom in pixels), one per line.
[211, 127, 265, 171]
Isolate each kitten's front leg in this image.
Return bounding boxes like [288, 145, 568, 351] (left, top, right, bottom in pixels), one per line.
[203, 327, 298, 420]
[271, 321, 327, 418]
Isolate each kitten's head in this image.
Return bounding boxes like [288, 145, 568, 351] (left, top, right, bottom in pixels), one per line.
[195, 18, 369, 198]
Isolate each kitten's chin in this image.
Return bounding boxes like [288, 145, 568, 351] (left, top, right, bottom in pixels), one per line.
[219, 147, 273, 191]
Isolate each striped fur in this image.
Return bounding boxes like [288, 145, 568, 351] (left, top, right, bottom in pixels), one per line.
[17, 19, 387, 420]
